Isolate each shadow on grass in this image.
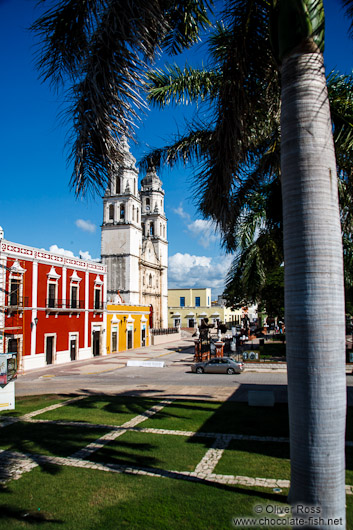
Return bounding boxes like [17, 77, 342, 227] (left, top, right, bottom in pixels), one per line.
[90, 439, 161, 468]
[0, 504, 63, 525]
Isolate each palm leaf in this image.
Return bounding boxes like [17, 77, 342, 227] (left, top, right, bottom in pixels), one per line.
[197, 0, 280, 230]
[139, 126, 214, 171]
[32, 0, 212, 195]
[146, 64, 221, 107]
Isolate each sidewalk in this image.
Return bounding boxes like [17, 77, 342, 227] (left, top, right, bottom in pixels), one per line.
[18, 336, 196, 378]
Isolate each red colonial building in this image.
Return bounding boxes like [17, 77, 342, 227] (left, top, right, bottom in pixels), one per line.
[0, 228, 107, 371]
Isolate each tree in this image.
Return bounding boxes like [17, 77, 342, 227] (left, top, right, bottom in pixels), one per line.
[222, 179, 283, 310]
[33, 0, 350, 523]
[31, 0, 212, 195]
[146, 0, 348, 524]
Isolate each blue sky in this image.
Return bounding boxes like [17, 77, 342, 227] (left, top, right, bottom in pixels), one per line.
[0, 0, 352, 299]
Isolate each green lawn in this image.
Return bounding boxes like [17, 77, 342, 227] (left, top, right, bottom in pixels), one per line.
[0, 395, 351, 530]
[0, 421, 109, 457]
[214, 440, 291, 480]
[0, 394, 70, 418]
[89, 431, 215, 472]
[0, 466, 293, 530]
[34, 395, 163, 426]
[143, 400, 290, 437]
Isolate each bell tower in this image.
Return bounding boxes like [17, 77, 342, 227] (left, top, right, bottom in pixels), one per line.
[140, 166, 168, 327]
[101, 137, 142, 303]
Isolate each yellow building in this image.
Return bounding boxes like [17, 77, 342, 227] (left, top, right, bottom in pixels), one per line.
[106, 304, 150, 354]
[168, 288, 246, 329]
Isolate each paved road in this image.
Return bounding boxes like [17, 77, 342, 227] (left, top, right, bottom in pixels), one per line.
[14, 338, 353, 403]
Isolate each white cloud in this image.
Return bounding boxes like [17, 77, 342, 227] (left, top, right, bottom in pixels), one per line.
[49, 245, 75, 258]
[75, 219, 96, 233]
[168, 253, 233, 298]
[78, 250, 100, 262]
[79, 250, 92, 261]
[48, 245, 100, 262]
[186, 219, 219, 248]
[172, 203, 191, 221]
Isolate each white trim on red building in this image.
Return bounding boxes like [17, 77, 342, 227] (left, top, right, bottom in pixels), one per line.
[0, 235, 107, 371]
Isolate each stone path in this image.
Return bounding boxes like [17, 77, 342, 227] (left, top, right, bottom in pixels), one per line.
[0, 396, 352, 497]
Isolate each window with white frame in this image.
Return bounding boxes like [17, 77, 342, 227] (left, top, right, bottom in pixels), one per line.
[9, 278, 20, 306]
[111, 326, 118, 352]
[71, 285, 78, 308]
[94, 275, 104, 310]
[48, 283, 56, 308]
[8, 260, 25, 307]
[94, 287, 101, 309]
[70, 271, 82, 309]
[47, 267, 61, 308]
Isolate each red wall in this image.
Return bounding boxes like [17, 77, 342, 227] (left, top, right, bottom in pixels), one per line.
[4, 257, 104, 358]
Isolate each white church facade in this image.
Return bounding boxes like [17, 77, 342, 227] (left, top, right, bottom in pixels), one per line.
[101, 137, 168, 328]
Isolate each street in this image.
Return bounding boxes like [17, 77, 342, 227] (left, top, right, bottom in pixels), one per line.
[14, 344, 353, 404]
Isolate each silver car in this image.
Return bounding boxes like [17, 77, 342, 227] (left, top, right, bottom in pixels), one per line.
[191, 357, 244, 375]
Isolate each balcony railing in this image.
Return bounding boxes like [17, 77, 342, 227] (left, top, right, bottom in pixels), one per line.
[7, 297, 29, 308]
[69, 300, 85, 309]
[151, 327, 179, 336]
[46, 298, 66, 309]
[45, 299, 84, 309]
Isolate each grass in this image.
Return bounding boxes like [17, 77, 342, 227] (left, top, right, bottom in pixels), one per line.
[0, 394, 70, 418]
[0, 395, 352, 529]
[35, 395, 163, 426]
[89, 431, 215, 472]
[0, 465, 293, 530]
[143, 400, 290, 437]
[0, 422, 109, 457]
[214, 441, 291, 480]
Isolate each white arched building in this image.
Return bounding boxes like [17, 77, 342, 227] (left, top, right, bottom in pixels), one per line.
[101, 138, 168, 328]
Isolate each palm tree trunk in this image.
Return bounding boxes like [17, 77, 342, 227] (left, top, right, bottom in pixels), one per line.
[281, 51, 346, 527]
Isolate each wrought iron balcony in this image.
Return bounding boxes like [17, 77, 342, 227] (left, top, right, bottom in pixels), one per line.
[45, 299, 84, 310]
[7, 296, 29, 308]
[69, 300, 84, 309]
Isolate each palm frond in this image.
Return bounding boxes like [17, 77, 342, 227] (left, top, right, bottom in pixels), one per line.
[146, 64, 221, 107]
[161, 0, 213, 54]
[31, 0, 104, 86]
[207, 21, 234, 64]
[328, 71, 353, 176]
[32, 0, 213, 195]
[139, 126, 214, 172]
[197, 0, 280, 231]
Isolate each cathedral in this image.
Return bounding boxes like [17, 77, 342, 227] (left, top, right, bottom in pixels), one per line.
[101, 137, 168, 328]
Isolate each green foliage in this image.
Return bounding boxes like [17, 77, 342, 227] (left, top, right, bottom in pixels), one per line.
[261, 266, 284, 318]
[270, 0, 325, 64]
[31, 0, 213, 195]
[146, 64, 220, 107]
